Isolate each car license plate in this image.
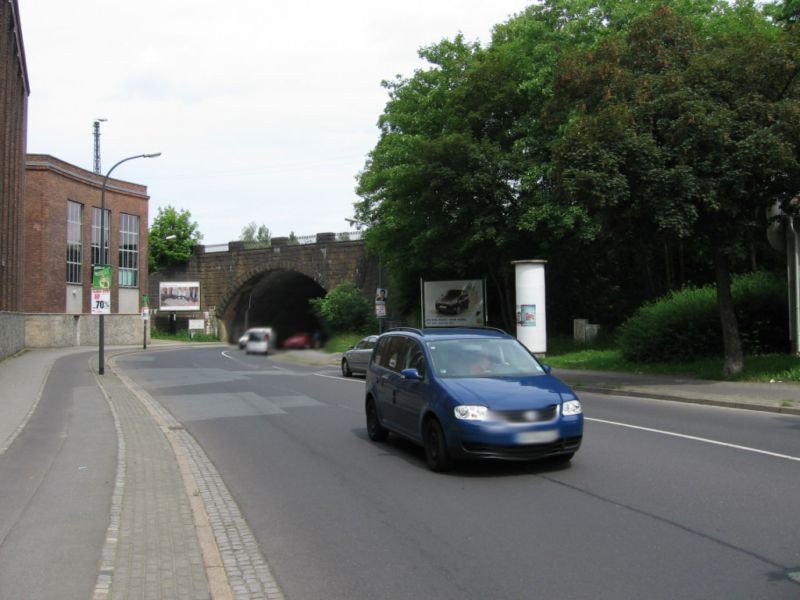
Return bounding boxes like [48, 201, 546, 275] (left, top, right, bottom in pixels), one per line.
[514, 430, 558, 444]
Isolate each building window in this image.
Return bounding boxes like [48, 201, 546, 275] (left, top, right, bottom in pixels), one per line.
[67, 201, 83, 284]
[92, 207, 110, 266]
[118, 213, 139, 287]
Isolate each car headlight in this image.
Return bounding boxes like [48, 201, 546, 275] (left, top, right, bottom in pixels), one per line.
[454, 405, 488, 421]
[562, 400, 582, 416]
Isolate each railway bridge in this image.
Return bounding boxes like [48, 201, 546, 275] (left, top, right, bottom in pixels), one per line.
[148, 232, 379, 344]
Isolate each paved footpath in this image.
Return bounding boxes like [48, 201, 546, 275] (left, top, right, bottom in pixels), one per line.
[0, 345, 284, 600]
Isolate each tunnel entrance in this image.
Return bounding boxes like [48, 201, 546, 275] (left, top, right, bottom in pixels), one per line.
[228, 269, 325, 346]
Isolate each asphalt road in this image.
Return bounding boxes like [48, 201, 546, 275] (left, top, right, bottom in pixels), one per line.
[117, 346, 800, 600]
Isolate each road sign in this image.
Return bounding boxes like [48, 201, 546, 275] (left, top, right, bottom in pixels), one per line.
[92, 289, 111, 315]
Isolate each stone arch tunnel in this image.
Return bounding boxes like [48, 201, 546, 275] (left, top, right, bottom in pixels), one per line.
[148, 234, 379, 344]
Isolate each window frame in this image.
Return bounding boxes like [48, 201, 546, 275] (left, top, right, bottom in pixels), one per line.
[91, 207, 110, 266]
[66, 200, 83, 284]
[118, 212, 139, 288]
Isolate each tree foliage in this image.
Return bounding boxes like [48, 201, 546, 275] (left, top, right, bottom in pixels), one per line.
[355, 0, 800, 374]
[309, 283, 378, 335]
[241, 222, 271, 244]
[148, 206, 203, 273]
[550, 4, 800, 374]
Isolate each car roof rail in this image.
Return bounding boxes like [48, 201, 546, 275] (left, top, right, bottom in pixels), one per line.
[476, 326, 509, 334]
[386, 327, 424, 335]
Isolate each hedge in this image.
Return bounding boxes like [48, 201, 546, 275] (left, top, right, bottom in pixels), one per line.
[616, 271, 788, 362]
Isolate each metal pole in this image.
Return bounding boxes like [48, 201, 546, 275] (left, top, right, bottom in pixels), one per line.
[788, 216, 800, 356]
[97, 152, 161, 375]
[93, 118, 107, 174]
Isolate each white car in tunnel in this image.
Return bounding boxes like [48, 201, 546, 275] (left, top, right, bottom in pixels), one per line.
[239, 327, 272, 351]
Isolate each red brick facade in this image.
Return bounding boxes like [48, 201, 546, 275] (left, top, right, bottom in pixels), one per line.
[0, 0, 29, 312]
[24, 155, 150, 314]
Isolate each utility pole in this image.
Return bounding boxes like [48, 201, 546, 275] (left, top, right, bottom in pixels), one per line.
[768, 204, 800, 356]
[93, 118, 107, 174]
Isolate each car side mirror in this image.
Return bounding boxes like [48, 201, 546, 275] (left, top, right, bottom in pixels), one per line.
[541, 364, 552, 374]
[400, 368, 422, 380]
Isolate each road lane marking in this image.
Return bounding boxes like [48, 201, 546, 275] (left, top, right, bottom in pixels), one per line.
[587, 417, 800, 463]
[314, 373, 367, 384]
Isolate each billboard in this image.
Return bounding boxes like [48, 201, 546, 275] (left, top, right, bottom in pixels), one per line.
[422, 279, 486, 327]
[159, 282, 200, 311]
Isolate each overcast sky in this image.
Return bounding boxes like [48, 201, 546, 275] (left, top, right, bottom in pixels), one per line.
[20, 1, 532, 245]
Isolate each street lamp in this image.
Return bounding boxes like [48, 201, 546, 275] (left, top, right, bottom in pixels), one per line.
[97, 152, 161, 375]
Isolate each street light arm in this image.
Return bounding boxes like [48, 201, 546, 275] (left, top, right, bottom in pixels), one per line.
[103, 152, 162, 185]
[97, 151, 161, 375]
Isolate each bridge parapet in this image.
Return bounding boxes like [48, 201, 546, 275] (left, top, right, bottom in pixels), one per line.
[199, 230, 363, 255]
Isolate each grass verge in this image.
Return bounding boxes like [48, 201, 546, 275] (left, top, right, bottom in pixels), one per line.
[545, 338, 800, 383]
[323, 333, 368, 353]
[150, 329, 221, 343]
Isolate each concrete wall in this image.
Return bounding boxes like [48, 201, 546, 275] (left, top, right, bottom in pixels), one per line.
[25, 313, 148, 347]
[119, 288, 140, 314]
[66, 284, 82, 314]
[0, 312, 26, 359]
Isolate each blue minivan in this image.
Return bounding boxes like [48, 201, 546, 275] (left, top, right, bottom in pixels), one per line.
[364, 327, 583, 471]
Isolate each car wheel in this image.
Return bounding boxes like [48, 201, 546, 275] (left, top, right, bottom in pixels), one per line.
[341, 358, 352, 377]
[424, 419, 453, 472]
[366, 398, 389, 441]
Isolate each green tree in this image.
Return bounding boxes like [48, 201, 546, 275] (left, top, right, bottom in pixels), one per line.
[241, 222, 271, 244]
[354, 0, 711, 328]
[550, 5, 800, 375]
[309, 283, 378, 334]
[148, 206, 202, 273]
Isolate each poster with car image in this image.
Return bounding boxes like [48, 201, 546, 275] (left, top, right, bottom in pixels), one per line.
[422, 279, 486, 327]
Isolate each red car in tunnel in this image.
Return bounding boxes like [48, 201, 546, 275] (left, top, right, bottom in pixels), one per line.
[282, 332, 313, 349]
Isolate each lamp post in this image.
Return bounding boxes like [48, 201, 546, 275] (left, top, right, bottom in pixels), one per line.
[97, 152, 161, 375]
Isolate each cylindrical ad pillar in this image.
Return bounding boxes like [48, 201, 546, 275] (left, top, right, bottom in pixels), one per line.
[513, 260, 547, 354]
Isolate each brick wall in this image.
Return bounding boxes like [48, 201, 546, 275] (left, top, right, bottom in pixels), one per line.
[24, 155, 150, 314]
[148, 237, 379, 341]
[0, 0, 29, 314]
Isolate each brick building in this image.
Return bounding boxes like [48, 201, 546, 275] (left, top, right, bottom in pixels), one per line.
[24, 154, 150, 316]
[0, 0, 28, 314]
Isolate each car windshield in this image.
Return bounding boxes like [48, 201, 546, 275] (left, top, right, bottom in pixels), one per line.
[425, 338, 545, 378]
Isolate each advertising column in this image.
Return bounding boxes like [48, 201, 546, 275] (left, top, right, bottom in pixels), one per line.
[513, 260, 547, 354]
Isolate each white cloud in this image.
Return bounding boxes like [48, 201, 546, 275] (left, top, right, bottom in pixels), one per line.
[20, 0, 531, 243]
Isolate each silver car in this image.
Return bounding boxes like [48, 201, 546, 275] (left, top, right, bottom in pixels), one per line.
[239, 327, 272, 349]
[244, 329, 271, 355]
[341, 335, 378, 377]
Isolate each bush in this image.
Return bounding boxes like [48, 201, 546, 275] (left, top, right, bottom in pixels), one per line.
[309, 283, 378, 335]
[617, 271, 788, 362]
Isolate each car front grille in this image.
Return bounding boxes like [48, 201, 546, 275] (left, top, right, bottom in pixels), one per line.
[497, 405, 559, 423]
[462, 436, 582, 460]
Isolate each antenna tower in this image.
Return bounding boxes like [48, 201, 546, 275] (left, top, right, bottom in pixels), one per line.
[93, 118, 107, 174]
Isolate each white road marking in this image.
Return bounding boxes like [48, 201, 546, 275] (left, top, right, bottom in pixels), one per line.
[221, 350, 291, 371]
[587, 417, 800, 463]
[314, 373, 367, 384]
